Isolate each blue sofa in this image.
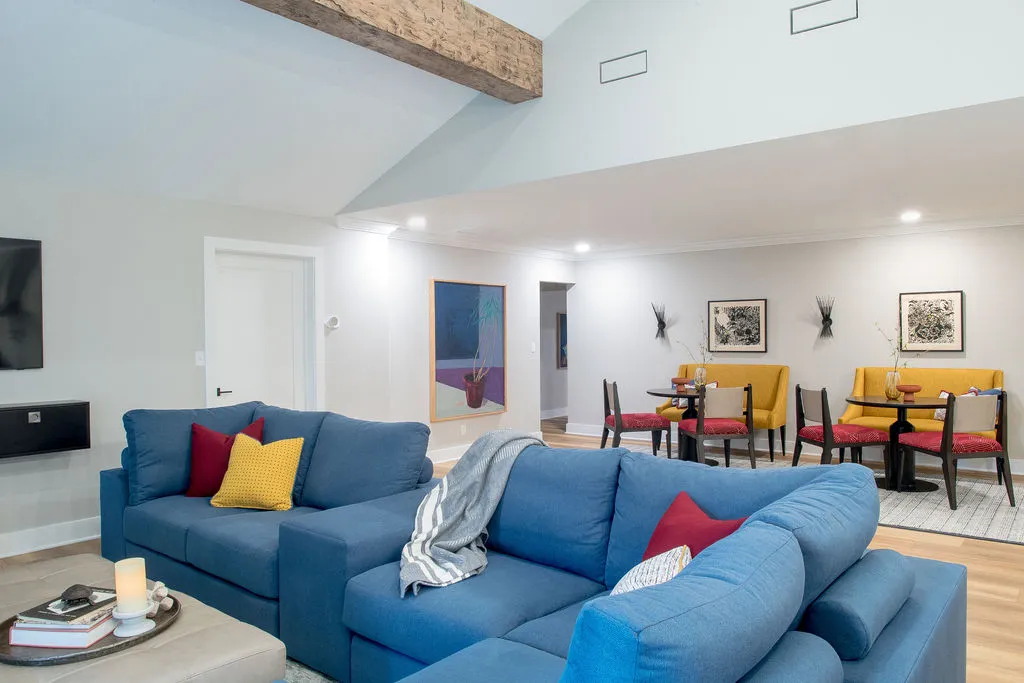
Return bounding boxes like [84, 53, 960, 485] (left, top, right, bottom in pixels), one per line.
[282, 447, 966, 683]
[100, 402, 434, 661]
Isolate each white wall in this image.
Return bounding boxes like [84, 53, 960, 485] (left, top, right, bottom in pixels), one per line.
[349, 0, 1024, 211]
[0, 173, 571, 555]
[540, 287, 569, 417]
[568, 224, 1024, 471]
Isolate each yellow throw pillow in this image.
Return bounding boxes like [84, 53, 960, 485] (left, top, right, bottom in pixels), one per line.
[211, 434, 303, 511]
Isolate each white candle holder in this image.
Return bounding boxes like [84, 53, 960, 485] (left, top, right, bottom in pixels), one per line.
[112, 600, 156, 638]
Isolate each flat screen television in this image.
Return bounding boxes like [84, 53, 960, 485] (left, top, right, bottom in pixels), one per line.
[0, 238, 43, 370]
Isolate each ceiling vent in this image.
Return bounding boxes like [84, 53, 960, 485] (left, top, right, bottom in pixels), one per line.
[600, 50, 648, 85]
[791, 0, 859, 35]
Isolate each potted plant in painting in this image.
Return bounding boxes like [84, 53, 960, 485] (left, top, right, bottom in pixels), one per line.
[463, 293, 503, 409]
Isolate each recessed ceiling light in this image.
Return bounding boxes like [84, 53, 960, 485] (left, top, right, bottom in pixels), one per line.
[574, 242, 591, 254]
[900, 210, 922, 224]
[407, 216, 427, 230]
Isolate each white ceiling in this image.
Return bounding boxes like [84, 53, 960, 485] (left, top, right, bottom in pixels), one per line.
[0, 0, 591, 218]
[342, 96, 1024, 260]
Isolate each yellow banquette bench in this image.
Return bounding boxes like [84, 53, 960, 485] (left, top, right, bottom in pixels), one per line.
[656, 363, 790, 460]
[839, 367, 1004, 438]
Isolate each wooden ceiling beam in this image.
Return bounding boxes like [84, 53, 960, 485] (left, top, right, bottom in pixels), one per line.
[240, 0, 542, 103]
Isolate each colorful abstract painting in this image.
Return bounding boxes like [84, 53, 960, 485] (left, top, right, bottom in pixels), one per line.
[430, 280, 507, 422]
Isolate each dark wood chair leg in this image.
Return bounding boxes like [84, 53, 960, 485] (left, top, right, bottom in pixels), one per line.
[666, 428, 672, 459]
[852, 447, 863, 464]
[695, 437, 706, 464]
[612, 430, 622, 448]
[723, 440, 731, 468]
[780, 425, 786, 457]
[821, 444, 834, 465]
[768, 429, 775, 463]
[998, 462, 1004, 486]
[747, 436, 756, 469]
[600, 428, 609, 449]
[792, 439, 803, 466]
[652, 429, 662, 456]
[1000, 456, 1016, 506]
[941, 456, 958, 510]
[839, 448, 846, 464]
[894, 446, 904, 491]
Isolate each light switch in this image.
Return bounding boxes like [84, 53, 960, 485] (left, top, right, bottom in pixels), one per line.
[195, 351, 206, 367]
[27, 411, 41, 424]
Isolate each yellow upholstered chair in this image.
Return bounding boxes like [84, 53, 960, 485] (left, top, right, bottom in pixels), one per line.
[656, 363, 790, 461]
[839, 367, 1004, 439]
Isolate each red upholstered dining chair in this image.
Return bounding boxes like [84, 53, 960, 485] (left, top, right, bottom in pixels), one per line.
[678, 385, 755, 468]
[792, 385, 890, 470]
[898, 392, 1014, 510]
[602, 380, 672, 456]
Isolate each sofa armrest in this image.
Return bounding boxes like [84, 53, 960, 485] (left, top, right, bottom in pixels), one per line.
[278, 488, 428, 682]
[100, 465, 129, 562]
[838, 368, 866, 424]
[768, 366, 790, 428]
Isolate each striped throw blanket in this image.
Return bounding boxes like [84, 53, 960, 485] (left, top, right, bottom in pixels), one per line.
[399, 430, 543, 597]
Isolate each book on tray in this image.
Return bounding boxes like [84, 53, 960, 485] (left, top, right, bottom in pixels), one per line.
[9, 586, 118, 649]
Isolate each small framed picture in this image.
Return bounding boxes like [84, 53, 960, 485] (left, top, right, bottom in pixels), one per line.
[708, 299, 767, 353]
[899, 291, 965, 352]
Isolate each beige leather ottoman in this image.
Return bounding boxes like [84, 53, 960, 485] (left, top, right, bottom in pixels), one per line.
[0, 554, 286, 683]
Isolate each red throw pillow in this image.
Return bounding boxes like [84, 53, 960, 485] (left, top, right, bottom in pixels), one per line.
[643, 492, 746, 560]
[185, 418, 265, 497]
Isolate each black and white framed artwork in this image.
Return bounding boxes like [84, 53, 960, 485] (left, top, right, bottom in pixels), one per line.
[708, 299, 767, 353]
[899, 291, 965, 352]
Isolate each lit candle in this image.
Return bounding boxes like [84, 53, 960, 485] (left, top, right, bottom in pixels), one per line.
[114, 558, 149, 613]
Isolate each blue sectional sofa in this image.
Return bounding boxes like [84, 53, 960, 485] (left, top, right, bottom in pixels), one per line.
[283, 447, 966, 683]
[100, 402, 433, 655]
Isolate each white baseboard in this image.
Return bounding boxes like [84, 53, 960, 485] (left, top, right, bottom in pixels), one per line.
[429, 431, 544, 463]
[540, 408, 568, 419]
[0, 516, 100, 560]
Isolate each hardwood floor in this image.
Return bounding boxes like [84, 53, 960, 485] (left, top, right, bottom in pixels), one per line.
[6, 422, 1022, 681]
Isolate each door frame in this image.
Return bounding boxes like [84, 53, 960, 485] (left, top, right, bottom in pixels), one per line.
[203, 237, 327, 410]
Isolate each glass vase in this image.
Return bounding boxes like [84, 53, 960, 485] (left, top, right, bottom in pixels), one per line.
[694, 366, 708, 389]
[884, 371, 902, 400]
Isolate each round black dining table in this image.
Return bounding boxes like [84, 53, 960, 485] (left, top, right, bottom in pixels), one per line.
[646, 388, 718, 466]
[845, 395, 948, 492]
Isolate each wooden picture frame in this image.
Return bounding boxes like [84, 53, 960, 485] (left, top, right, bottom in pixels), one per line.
[708, 299, 768, 353]
[899, 290, 965, 352]
[430, 279, 508, 422]
[556, 312, 568, 369]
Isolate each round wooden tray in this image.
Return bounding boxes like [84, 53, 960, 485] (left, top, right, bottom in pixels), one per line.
[0, 595, 181, 667]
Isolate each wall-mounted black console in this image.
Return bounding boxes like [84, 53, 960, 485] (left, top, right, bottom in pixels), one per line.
[0, 401, 91, 459]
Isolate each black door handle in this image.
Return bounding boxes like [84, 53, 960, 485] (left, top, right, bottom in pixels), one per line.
[216, 388, 233, 397]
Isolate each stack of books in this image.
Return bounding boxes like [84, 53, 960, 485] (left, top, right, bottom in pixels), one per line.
[9, 587, 118, 649]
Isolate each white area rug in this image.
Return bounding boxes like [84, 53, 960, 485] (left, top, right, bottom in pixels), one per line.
[623, 444, 1022, 544]
[286, 660, 335, 683]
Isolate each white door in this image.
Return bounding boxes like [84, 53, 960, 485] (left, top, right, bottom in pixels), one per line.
[206, 251, 313, 409]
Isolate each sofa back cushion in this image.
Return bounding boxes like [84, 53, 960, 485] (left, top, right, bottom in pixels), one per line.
[562, 521, 805, 683]
[487, 446, 623, 583]
[801, 549, 914, 660]
[858, 367, 1003, 420]
[676, 363, 785, 412]
[745, 464, 878, 619]
[300, 414, 430, 509]
[122, 402, 260, 506]
[605, 452, 825, 586]
[252, 405, 328, 502]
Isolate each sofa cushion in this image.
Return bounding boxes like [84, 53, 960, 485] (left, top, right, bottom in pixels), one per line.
[487, 446, 622, 583]
[418, 458, 434, 484]
[745, 464, 879, 618]
[399, 639, 566, 683]
[504, 592, 608, 659]
[186, 507, 319, 599]
[186, 418, 265, 498]
[802, 550, 915, 660]
[605, 451, 826, 586]
[122, 495, 249, 562]
[740, 631, 843, 683]
[644, 491, 746, 559]
[300, 414, 430, 509]
[343, 551, 604, 665]
[252, 405, 328, 502]
[563, 521, 805, 683]
[122, 402, 261, 505]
